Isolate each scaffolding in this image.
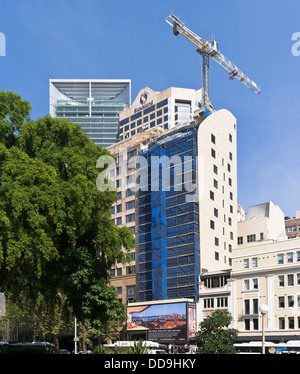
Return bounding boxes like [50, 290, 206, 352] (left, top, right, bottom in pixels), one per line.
[137, 128, 200, 302]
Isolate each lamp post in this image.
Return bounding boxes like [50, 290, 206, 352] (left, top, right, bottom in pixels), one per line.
[259, 304, 268, 354]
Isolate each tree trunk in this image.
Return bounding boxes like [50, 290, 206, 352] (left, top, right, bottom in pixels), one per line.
[82, 317, 87, 354]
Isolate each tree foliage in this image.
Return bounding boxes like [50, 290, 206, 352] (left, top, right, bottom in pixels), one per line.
[0, 91, 135, 351]
[196, 310, 238, 354]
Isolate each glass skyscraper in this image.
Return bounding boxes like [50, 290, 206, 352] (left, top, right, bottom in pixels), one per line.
[49, 79, 131, 148]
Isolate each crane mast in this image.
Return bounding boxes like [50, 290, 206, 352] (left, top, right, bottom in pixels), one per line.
[165, 14, 261, 108]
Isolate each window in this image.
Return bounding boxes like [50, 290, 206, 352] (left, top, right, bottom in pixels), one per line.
[204, 298, 214, 308]
[244, 319, 250, 331]
[211, 133, 215, 144]
[279, 317, 285, 330]
[217, 297, 228, 308]
[210, 220, 215, 229]
[253, 318, 259, 330]
[244, 278, 258, 290]
[127, 149, 137, 159]
[288, 295, 294, 308]
[117, 268, 122, 276]
[288, 317, 295, 329]
[227, 163, 231, 172]
[126, 285, 136, 302]
[229, 152, 232, 160]
[210, 191, 214, 200]
[278, 254, 284, 264]
[253, 278, 258, 289]
[213, 165, 218, 175]
[126, 188, 135, 198]
[252, 257, 258, 268]
[116, 217, 122, 225]
[214, 208, 218, 217]
[215, 251, 219, 261]
[247, 234, 256, 243]
[238, 236, 243, 245]
[243, 259, 249, 269]
[116, 286, 122, 294]
[229, 133, 232, 142]
[278, 275, 284, 287]
[288, 274, 294, 286]
[126, 200, 135, 210]
[286, 225, 297, 232]
[244, 299, 250, 314]
[211, 148, 216, 158]
[213, 179, 218, 189]
[126, 213, 135, 223]
[126, 265, 136, 275]
[215, 237, 219, 246]
[297, 251, 300, 262]
[287, 252, 294, 263]
[229, 192, 233, 200]
[116, 204, 122, 213]
[278, 296, 285, 308]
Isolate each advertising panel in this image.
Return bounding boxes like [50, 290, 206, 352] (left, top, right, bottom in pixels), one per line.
[127, 301, 196, 343]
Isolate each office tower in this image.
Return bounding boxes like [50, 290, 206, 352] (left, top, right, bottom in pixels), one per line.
[108, 86, 237, 305]
[118, 86, 202, 142]
[49, 79, 131, 148]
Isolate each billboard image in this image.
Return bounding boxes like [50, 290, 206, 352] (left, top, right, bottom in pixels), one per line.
[127, 302, 193, 343]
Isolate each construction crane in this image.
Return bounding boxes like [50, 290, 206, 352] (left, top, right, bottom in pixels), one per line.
[165, 14, 261, 108]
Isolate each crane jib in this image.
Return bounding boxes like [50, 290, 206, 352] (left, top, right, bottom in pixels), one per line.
[165, 14, 261, 96]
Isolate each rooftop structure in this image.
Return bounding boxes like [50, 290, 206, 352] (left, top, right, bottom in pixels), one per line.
[49, 79, 131, 148]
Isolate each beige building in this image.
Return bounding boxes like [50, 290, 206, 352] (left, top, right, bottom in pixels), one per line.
[285, 211, 300, 239]
[107, 127, 164, 303]
[237, 202, 286, 246]
[196, 107, 237, 272]
[232, 237, 300, 342]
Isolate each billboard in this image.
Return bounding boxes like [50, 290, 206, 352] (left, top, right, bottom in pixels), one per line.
[127, 301, 196, 343]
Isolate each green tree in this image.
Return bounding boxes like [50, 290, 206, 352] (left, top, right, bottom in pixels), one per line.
[0, 92, 135, 352]
[196, 310, 238, 354]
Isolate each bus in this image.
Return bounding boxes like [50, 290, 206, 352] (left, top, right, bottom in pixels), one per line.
[103, 340, 168, 354]
[234, 340, 300, 354]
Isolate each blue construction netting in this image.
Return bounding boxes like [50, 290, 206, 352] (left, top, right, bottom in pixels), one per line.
[137, 128, 200, 302]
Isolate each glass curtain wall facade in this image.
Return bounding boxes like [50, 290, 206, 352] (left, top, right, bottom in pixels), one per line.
[49, 79, 131, 148]
[137, 128, 200, 302]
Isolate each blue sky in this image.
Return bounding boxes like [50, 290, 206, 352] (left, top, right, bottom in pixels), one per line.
[1, 0, 300, 217]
